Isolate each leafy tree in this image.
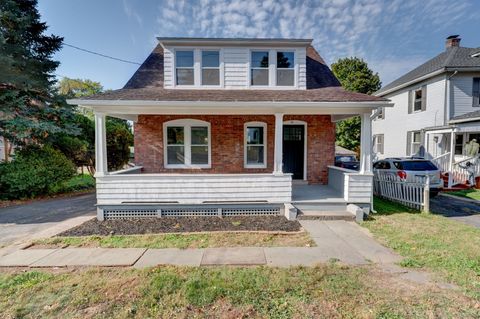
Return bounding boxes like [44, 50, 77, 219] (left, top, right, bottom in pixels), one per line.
[0, 0, 78, 146]
[53, 78, 133, 172]
[331, 57, 381, 151]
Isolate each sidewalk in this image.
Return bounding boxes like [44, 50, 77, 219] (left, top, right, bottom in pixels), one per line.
[0, 220, 402, 268]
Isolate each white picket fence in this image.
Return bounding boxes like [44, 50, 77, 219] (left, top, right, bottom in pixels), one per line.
[373, 171, 430, 211]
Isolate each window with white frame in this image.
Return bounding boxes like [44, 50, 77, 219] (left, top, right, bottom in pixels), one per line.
[408, 131, 421, 155]
[250, 51, 269, 86]
[244, 122, 267, 168]
[276, 51, 294, 86]
[201, 50, 220, 86]
[413, 89, 422, 112]
[373, 134, 384, 154]
[175, 50, 194, 85]
[164, 119, 210, 168]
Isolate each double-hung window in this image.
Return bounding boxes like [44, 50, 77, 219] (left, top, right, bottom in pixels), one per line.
[201, 51, 220, 86]
[408, 131, 421, 156]
[164, 119, 210, 168]
[373, 134, 384, 154]
[244, 122, 267, 168]
[276, 51, 294, 86]
[175, 50, 194, 85]
[250, 51, 269, 86]
[413, 89, 422, 112]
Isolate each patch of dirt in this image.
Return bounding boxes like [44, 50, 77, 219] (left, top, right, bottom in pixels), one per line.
[58, 216, 302, 236]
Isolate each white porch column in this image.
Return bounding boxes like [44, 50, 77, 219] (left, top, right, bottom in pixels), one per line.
[274, 113, 284, 174]
[448, 130, 455, 188]
[360, 113, 373, 174]
[94, 112, 108, 177]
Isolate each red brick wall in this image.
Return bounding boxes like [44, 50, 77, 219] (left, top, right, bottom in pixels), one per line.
[134, 114, 335, 184]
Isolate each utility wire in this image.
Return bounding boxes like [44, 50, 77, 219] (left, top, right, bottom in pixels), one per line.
[63, 43, 142, 65]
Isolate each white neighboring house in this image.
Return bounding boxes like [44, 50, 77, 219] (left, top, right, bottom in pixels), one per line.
[373, 35, 480, 187]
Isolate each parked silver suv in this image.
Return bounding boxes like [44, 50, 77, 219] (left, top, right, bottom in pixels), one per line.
[373, 157, 443, 196]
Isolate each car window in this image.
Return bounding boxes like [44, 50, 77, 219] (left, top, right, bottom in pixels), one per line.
[394, 160, 437, 171]
[336, 156, 356, 162]
[374, 161, 390, 169]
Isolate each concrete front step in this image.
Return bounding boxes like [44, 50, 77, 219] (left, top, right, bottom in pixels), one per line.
[297, 210, 355, 221]
[293, 202, 348, 212]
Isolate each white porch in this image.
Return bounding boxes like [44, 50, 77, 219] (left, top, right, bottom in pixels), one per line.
[82, 100, 388, 220]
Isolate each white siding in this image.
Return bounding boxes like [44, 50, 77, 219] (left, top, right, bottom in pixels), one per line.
[163, 46, 307, 90]
[451, 73, 480, 117]
[372, 75, 446, 158]
[344, 173, 373, 204]
[224, 47, 248, 88]
[96, 173, 292, 205]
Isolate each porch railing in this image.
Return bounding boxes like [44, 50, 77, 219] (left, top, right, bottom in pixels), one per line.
[373, 170, 430, 211]
[450, 155, 480, 186]
[432, 152, 450, 172]
[328, 166, 373, 204]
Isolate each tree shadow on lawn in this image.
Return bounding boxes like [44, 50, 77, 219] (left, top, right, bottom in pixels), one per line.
[369, 197, 420, 217]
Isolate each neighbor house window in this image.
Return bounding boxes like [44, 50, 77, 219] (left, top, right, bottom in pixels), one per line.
[408, 131, 421, 155]
[455, 134, 464, 155]
[473, 78, 480, 107]
[409, 86, 426, 113]
[201, 50, 220, 86]
[251, 51, 269, 86]
[164, 119, 210, 168]
[175, 50, 194, 85]
[276, 51, 294, 86]
[244, 122, 267, 168]
[373, 134, 384, 154]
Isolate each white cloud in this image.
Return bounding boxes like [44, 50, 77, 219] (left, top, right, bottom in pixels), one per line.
[156, 0, 475, 85]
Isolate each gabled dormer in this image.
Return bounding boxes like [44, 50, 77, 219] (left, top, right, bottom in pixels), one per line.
[158, 37, 310, 90]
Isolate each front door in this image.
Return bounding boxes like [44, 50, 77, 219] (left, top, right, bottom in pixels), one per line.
[283, 125, 305, 179]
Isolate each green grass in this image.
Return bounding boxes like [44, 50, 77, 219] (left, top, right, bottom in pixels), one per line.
[364, 197, 480, 298]
[446, 188, 480, 201]
[49, 173, 95, 195]
[0, 265, 478, 318]
[33, 232, 315, 249]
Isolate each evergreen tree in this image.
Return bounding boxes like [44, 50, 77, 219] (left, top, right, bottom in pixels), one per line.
[331, 57, 381, 152]
[0, 0, 77, 146]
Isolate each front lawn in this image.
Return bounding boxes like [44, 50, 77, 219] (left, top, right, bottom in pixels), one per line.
[364, 197, 480, 298]
[1, 265, 478, 318]
[32, 232, 314, 249]
[445, 188, 480, 201]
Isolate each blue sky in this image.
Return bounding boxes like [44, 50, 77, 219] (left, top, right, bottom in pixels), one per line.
[38, 0, 480, 90]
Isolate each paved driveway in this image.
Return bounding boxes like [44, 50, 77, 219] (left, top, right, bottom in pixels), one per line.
[0, 193, 96, 246]
[431, 194, 480, 228]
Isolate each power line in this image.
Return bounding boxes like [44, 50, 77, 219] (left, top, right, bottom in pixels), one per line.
[63, 43, 142, 65]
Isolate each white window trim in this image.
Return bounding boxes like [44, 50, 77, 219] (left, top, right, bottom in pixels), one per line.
[201, 50, 222, 87]
[413, 88, 423, 113]
[173, 48, 224, 89]
[174, 49, 196, 87]
[276, 50, 296, 87]
[163, 119, 211, 169]
[244, 121, 267, 168]
[247, 48, 298, 89]
[410, 131, 421, 155]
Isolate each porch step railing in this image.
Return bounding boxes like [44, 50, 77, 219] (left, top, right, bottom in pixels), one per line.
[432, 152, 450, 173]
[450, 155, 480, 187]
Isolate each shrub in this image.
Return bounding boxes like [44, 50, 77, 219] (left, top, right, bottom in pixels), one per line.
[49, 174, 95, 194]
[0, 145, 76, 199]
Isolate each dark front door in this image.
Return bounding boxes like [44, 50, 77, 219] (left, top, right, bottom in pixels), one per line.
[283, 125, 305, 179]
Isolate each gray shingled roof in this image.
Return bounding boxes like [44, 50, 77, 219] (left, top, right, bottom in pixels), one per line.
[376, 46, 480, 96]
[450, 110, 480, 123]
[80, 44, 387, 103]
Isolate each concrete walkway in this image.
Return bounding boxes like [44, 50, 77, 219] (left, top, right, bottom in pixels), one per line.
[0, 193, 96, 248]
[0, 220, 401, 268]
[432, 194, 480, 228]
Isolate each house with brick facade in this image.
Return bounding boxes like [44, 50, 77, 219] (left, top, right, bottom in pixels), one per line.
[69, 37, 391, 220]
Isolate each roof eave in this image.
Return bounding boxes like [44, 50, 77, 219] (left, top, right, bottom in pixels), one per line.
[156, 37, 313, 48]
[449, 116, 480, 124]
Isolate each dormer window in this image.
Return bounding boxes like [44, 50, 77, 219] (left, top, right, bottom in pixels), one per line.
[175, 50, 194, 85]
[251, 51, 269, 86]
[277, 51, 294, 86]
[201, 51, 220, 86]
